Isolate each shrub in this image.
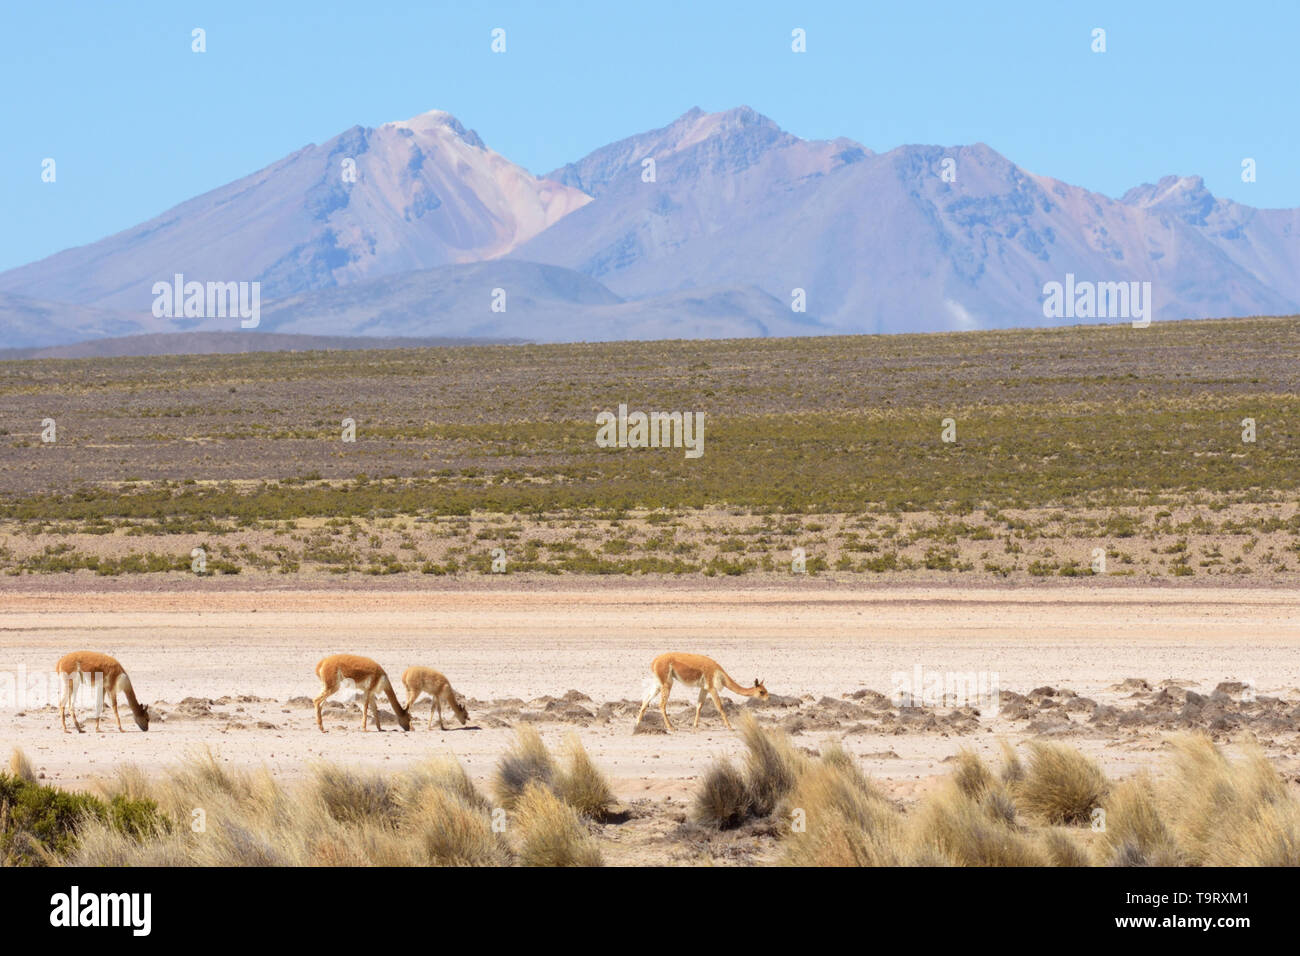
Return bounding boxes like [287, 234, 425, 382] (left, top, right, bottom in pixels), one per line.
[0, 773, 166, 866]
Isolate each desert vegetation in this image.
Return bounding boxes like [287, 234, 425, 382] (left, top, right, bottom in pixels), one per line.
[2, 731, 609, 867]
[1, 317, 1298, 582]
[5, 722, 1296, 866]
[688, 717, 1300, 867]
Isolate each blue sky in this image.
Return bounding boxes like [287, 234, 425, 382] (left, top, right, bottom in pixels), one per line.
[2, 0, 1297, 272]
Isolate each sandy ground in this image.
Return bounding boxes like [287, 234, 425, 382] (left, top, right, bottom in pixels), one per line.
[3, 585, 1298, 815]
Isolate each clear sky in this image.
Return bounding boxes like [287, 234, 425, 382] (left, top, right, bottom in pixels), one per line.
[2, 0, 1296, 272]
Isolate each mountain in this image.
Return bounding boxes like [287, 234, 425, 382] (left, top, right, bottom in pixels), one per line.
[518, 106, 1300, 330]
[0, 110, 590, 312]
[3, 105, 1300, 349]
[0, 292, 161, 348]
[0, 256, 825, 350]
[245, 260, 824, 341]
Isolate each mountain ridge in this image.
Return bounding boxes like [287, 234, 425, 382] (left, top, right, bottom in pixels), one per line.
[3, 105, 1299, 348]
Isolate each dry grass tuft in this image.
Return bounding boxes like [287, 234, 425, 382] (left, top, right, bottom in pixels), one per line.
[910, 775, 1048, 867]
[1039, 829, 1091, 867]
[492, 726, 615, 820]
[998, 739, 1024, 784]
[740, 714, 807, 817]
[555, 734, 615, 820]
[402, 757, 491, 811]
[951, 749, 998, 799]
[402, 786, 512, 866]
[311, 764, 398, 825]
[8, 748, 35, 783]
[91, 764, 152, 803]
[1099, 771, 1183, 866]
[493, 723, 557, 811]
[1013, 741, 1109, 825]
[512, 783, 603, 867]
[693, 717, 805, 828]
[779, 745, 905, 866]
[694, 760, 752, 829]
[1153, 735, 1300, 866]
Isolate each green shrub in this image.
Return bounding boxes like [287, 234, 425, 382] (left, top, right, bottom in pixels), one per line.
[0, 773, 168, 865]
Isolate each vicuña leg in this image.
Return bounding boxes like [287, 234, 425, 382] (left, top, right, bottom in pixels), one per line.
[634, 680, 660, 729]
[660, 683, 675, 732]
[111, 686, 125, 732]
[92, 676, 106, 733]
[313, 680, 334, 732]
[694, 687, 707, 728]
[709, 686, 732, 730]
[60, 673, 83, 733]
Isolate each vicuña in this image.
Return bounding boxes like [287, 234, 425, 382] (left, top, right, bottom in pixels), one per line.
[634, 652, 768, 732]
[401, 666, 469, 730]
[313, 654, 411, 732]
[56, 651, 150, 733]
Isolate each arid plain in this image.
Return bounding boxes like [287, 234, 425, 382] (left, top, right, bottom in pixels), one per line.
[3, 584, 1299, 864]
[3, 318, 1300, 865]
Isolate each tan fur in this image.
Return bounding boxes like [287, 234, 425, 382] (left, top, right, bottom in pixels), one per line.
[56, 651, 150, 733]
[633, 652, 769, 732]
[313, 654, 411, 733]
[401, 666, 469, 731]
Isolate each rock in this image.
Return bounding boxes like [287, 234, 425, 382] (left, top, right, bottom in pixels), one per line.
[1028, 718, 1074, 735]
[847, 688, 892, 708]
[815, 696, 863, 717]
[1112, 678, 1152, 693]
[1089, 704, 1119, 724]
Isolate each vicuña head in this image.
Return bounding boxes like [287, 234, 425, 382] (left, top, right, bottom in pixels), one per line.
[314, 654, 411, 732]
[634, 652, 770, 732]
[56, 651, 150, 733]
[401, 666, 469, 731]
